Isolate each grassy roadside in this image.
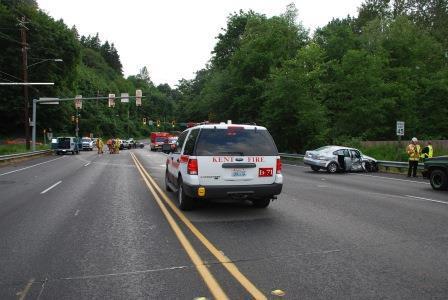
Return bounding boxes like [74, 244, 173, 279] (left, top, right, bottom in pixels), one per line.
[359, 145, 448, 162]
[0, 144, 50, 155]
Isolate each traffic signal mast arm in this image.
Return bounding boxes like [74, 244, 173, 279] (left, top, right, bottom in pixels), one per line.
[35, 95, 146, 103]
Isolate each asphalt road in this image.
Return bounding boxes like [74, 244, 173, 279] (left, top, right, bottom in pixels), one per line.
[0, 149, 447, 299]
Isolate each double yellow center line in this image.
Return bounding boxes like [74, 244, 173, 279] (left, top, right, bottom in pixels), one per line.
[130, 152, 266, 299]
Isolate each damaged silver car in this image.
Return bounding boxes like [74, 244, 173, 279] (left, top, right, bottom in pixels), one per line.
[303, 146, 378, 173]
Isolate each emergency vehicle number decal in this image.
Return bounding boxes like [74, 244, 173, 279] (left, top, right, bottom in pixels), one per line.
[258, 168, 273, 177]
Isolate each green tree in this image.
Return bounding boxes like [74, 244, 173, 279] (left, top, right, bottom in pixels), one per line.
[262, 44, 328, 152]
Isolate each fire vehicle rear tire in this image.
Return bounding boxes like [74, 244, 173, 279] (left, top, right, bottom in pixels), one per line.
[178, 178, 194, 211]
[165, 170, 173, 192]
[430, 169, 448, 190]
[252, 198, 270, 208]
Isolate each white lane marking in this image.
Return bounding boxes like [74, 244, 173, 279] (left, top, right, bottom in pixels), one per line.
[84, 162, 90, 167]
[405, 195, 448, 205]
[59, 265, 188, 280]
[74, 209, 80, 216]
[0, 156, 64, 177]
[353, 173, 430, 185]
[40, 180, 62, 194]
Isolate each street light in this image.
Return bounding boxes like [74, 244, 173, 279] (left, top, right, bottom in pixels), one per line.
[27, 58, 63, 69]
[23, 58, 63, 150]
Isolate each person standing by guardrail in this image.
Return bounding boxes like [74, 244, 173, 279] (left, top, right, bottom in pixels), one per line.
[421, 141, 433, 159]
[407, 137, 421, 177]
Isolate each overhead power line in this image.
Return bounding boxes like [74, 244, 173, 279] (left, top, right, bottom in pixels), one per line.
[0, 70, 22, 81]
[0, 31, 22, 44]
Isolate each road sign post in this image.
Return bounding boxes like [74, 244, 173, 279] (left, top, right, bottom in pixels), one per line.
[121, 93, 129, 103]
[396, 121, 405, 143]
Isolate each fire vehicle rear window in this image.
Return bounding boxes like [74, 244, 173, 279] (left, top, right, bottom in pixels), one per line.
[155, 137, 166, 142]
[195, 128, 278, 156]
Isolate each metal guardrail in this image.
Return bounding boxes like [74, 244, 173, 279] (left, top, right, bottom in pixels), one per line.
[279, 153, 424, 170]
[278, 153, 304, 159]
[0, 149, 52, 162]
[377, 160, 424, 170]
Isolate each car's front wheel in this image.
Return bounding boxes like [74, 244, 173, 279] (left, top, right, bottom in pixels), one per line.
[327, 162, 338, 173]
[178, 178, 194, 210]
[430, 169, 448, 190]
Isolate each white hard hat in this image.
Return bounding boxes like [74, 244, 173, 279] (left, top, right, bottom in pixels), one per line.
[412, 137, 418, 142]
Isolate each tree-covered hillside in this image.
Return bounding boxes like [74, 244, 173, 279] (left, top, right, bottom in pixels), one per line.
[0, 0, 177, 140]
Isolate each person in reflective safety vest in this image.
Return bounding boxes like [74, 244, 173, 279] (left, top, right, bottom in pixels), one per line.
[407, 137, 421, 177]
[421, 141, 433, 159]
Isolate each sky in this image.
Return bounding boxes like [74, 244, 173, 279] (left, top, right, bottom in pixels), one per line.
[37, 0, 363, 87]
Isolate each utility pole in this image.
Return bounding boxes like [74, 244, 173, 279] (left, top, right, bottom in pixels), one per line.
[75, 107, 79, 138]
[19, 16, 30, 150]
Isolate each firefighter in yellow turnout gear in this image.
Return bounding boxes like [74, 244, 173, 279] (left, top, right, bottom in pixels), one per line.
[114, 138, 120, 154]
[407, 137, 421, 177]
[96, 138, 104, 154]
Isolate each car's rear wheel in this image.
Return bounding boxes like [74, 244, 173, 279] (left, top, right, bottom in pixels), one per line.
[178, 178, 194, 210]
[165, 170, 173, 192]
[430, 169, 448, 190]
[252, 198, 271, 208]
[327, 162, 338, 173]
[311, 166, 320, 172]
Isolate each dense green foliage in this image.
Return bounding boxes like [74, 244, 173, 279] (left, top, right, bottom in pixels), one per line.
[1, 0, 447, 153]
[176, 1, 448, 152]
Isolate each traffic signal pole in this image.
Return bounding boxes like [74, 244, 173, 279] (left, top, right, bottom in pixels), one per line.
[31, 95, 145, 151]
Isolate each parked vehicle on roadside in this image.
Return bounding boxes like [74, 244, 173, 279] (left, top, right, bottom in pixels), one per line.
[127, 138, 136, 149]
[304, 145, 378, 173]
[120, 139, 129, 150]
[81, 137, 94, 151]
[165, 122, 283, 210]
[422, 156, 448, 190]
[51, 138, 58, 150]
[55, 137, 80, 155]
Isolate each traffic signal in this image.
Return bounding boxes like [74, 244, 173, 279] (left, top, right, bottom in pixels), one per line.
[74, 95, 82, 109]
[136, 89, 142, 106]
[71, 115, 75, 122]
[172, 120, 175, 128]
[157, 120, 161, 127]
[108, 94, 115, 107]
[143, 117, 147, 125]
